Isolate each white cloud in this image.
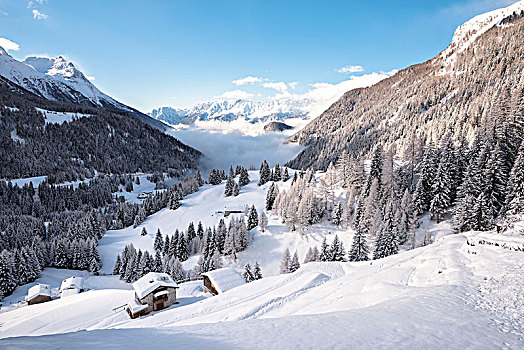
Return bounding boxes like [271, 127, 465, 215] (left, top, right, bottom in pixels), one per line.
[263, 82, 289, 93]
[0, 37, 20, 52]
[0, 10, 8, 16]
[336, 65, 364, 74]
[269, 71, 394, 117]
[32, 9, 48, 19]
[288, 82, 299, 90]
[232, 76, 265, 86]
[216, 89, 255, 100]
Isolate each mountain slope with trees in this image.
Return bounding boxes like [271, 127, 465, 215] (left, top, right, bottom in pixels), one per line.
[287, 3, 524, 170]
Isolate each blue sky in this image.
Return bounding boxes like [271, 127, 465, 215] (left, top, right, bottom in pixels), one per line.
[0, 0, 517, 112]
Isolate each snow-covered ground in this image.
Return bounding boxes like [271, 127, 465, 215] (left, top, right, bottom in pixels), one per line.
[1, 229, 522, 348]
[1, 170, 523, 348]
[99, 170, 352, 276]
[36, 108, 91, 125]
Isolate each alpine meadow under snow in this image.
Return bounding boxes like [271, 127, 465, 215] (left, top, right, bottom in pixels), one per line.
[1, 1, 524, 349]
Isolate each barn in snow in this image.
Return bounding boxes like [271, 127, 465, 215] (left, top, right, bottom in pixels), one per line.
[127, 272, 179, 319]
[26, 283, 51, 305]
[60, 276, 85, 298]
[202, 268, 246, 295]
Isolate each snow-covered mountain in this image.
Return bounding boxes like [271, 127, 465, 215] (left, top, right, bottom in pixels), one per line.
[439, 0, 524, 68]
[150, 98, 312, 134]
[0, 48, 167, 129]
[288, 0, 524, 169]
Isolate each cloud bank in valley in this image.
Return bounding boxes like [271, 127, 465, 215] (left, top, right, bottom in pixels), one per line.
[169, 129, 304, 172]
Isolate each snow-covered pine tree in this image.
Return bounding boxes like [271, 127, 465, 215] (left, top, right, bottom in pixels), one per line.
[319, 238, 330, 262]
[170, 258, 185, 282]
[283, 167, 290, 182]
[332, 202, 343, 227]
[177, 234, 189, 261]
[112, 254, 121, 275]
[224, 171, 235, 197]
[472, 193, 493, 231]
[366, 146, 383, 195]
[273, 163, 282, 181]
[233, 182, 240, 196]
[373, 202, 399, 259]
[329, 235, 346, 261]
[187, 222, 196, 242]
[258, 161, 271, 186]
[266, 183, 279, 210]
[154, 228, 163, 252]
[247, 205, 259, 230]
[163, 235, 171, 256]
[239, 167, 250, 187]
[289, 251, 301, 272]
[280, 248, 291, 274]
[505, 144, 524, 214]
[253, 261, 262, 280]
[429, 161, 451, 223]
[243, 263, 255, 282]
[141, 227, 148, 236]
[259, 211, 268, 232]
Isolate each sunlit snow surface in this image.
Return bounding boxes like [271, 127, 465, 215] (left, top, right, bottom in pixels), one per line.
[0, 170, 522, 348]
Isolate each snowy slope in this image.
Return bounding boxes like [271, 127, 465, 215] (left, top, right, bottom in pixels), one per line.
[98, 170, 354, 276]
[439, 0, 524, 68]
[0, 229, 522, 348]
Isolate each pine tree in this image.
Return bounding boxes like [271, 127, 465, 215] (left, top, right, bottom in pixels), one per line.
[141, 227, 148, 236]
[170, 258, 185, 282]
[197, 221, 204, 239]
[303, 247, 314, 263]
[283, 167, 290, 182]
[239, 167, 250, 187]
[177, 234, 189, 261]
[247, 205, 259, 230]
[429, 161, 451, 223]
[332, 202, 343, 227]
[373, 203, 399, 259]
[506, 144, 524, 214]
[280, 248, 291, 274]
[266, 183, 279, 210]
[366, 146, 383, 194]
[233, 182, 240, 196]
[289, 251, 301, 272]
[273, 164, 282, 182]
[112, 254, 121, 275]
[330, 235, 346, 261]
[0, 254, 16, 298]
[187, 222, 196, 242]
[319, 238, 330, 262]
[243, 263, 255, 282]
[224, 171, 235, 197]
[253, 261, 262, 280]
[259, 211, 268, 232]
[258, 161, 271, 186]
[154, 228, 163, 252]
[153, 250, 163, 272]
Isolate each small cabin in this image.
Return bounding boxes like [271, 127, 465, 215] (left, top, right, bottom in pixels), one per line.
[60, 276, 85, 298]
[202, 268, 246, 295]
[26, 283, 51, 305]
[127, 272, 179, 319]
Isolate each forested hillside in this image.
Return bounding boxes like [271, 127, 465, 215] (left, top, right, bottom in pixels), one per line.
[288, 11, 524, 170]
[0, 76, 201, 183]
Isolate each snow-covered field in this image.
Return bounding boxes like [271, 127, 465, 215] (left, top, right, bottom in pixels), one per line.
[1, 171, 523, 349]
[36, 108, 91, 125]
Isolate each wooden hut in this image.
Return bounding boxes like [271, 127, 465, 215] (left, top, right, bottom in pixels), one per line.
[202, 268, 246, 295]
[26, 283, 51, 305]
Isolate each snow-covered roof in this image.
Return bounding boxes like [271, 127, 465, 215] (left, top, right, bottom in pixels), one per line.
[60, 276, 84, 292]
[26, 283, 51, 301]
[154, 290, 169, 298]
[202, 268, 246, 294]
[127, 299, 148, 314]
[132, 272, 179, 299]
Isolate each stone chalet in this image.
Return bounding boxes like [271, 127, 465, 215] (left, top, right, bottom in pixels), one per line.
[127, 272, 179, 319]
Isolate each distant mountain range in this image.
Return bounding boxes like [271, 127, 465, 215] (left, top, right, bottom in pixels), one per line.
[0, 48, 165, 130]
